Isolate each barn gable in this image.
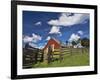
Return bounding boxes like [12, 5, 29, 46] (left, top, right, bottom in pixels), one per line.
[43, 38, 61, 50]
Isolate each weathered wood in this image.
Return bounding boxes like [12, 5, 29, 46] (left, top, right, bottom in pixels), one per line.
[43, 47, 89, 64]
[23, 48, 44, 68]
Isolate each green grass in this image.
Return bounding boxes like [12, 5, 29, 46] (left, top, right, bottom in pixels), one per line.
[32, 48, 89, 68]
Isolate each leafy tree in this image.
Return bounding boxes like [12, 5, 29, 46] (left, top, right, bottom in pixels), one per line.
[81, 38, 89, 47]
[25, 43, 29, 49]
[72, 41, 77, 46]
[66, 41, 68, 45]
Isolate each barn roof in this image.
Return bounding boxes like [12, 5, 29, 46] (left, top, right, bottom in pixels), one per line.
[43, 37, 60, 50]
[51, 38, 60, 44]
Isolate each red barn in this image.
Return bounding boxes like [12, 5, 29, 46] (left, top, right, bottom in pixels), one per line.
[43, 38, 61, 51]
[43, 38, 61, 63]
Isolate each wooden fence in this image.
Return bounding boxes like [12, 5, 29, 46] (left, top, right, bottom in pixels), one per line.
[23, 48, 43, 68]
[43, 48, 89, 64]
[23, 47, 89, 68]
[46, 48, 71, 63]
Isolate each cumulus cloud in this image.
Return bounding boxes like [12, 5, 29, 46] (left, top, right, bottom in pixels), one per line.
[38, 45, 44, 49]
[48, 13, 89, 26]
[29, 43, 37, 48]
[46, 36, 51, 40]
[35, 21, 42, 26]
[32, 33, 42, 42]
[23, 33, 42, 43]
[49, 26, 61, 35]
[77, 30, 83, 35]
[23, 36, 33, 43]
[69, 33, 80, 42]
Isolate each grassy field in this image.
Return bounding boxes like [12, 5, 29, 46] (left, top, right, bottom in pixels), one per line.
[32, 48, 89, 68]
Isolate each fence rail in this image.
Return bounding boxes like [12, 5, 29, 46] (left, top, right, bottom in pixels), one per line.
[23, 47, 89, 68]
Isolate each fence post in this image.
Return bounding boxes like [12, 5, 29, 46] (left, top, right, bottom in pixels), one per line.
[43, 48, 48, 64]
[47, 46, 53, 64]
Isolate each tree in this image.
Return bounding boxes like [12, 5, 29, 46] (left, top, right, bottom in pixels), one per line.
[72, 41, 77, 46]
[66, 41, 68, 45]
[25, 43, 29, 49]
[81, 38, 89, 47]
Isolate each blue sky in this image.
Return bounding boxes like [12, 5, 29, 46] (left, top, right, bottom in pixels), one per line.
[23, 11, 90, 49]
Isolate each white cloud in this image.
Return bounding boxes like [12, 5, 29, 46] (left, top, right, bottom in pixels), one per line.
[48, 13, 89, 26]
[46, 36, 51, 40]
[23, 36, 33, 43]
[38, 45, 44, 49]
[77, 30, 83, 35]
[35, 21, 42, 26]
[23, 33, 42, 43]
[32, 33, 42, 42]
[69, 33, 80, 42]
[49, 26, 61, 35]
[29, 43, 37, 48]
